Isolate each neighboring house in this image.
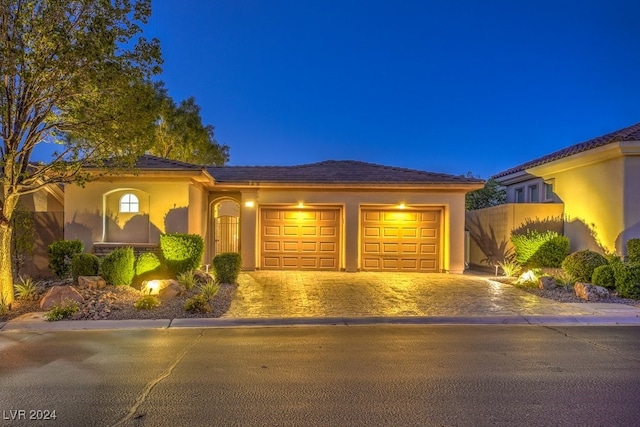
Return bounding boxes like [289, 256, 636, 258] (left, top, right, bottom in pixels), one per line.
[467, 122, 640, 268]
[64, 155, 483, 273]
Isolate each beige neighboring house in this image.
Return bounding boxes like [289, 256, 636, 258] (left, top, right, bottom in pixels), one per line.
[468, 122, 640, 268]
[64, 155, 483, 273]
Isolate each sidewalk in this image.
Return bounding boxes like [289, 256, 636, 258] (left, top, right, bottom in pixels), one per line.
[1, 271, 639, 331]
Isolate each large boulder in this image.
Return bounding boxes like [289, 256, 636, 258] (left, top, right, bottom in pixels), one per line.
[39, 285, 85, 310]
[77, 276, 106, 290]
[140, 279, 185, 300]
[574, 282, 610, 301]
[538, 276, 557, 290]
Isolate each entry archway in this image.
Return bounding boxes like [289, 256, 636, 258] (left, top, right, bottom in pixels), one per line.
[211, 199, 240, 257]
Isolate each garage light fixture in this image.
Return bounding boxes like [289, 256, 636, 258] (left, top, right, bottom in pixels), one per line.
[297, 202, 304, 208]
[398, 203, 406, 209]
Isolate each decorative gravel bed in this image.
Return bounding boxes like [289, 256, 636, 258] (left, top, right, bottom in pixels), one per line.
[0, 279, 237, 322]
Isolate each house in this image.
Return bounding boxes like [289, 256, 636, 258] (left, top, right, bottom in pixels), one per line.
[468, 122, 640, 267]
[63, 155, 483, 273]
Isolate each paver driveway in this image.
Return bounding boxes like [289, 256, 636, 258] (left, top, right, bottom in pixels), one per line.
[223, 271, 603, 318]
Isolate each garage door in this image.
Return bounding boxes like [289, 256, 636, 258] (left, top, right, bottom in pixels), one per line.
[361, 209, 441, 272]
[261, 208, 341, 270]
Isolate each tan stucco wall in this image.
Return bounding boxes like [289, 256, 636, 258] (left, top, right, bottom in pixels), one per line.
[238, 188, 468, 273]
[466, 203, 565, 268]
[64, 179, 196, 253]
[535, 156, 625, 254]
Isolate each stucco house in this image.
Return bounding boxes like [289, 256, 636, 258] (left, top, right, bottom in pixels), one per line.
[468, 122, 640, 267]
[64, 155, 483, 273]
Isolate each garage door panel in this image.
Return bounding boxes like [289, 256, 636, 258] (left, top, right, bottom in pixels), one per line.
[361, 208, 440, 272]
[261, 208, 341, 270]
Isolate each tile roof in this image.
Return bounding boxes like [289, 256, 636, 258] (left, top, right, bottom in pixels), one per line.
[207, 160, 481, 184]
[493, 122, 640, 179]
[134, 154, 204, 170]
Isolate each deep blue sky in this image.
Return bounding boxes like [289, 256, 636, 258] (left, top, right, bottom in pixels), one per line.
[63, 1, 640, 178]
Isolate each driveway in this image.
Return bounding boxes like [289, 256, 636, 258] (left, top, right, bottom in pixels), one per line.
[223, 271, 609, 318]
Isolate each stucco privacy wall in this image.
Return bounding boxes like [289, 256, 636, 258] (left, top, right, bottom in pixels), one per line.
[237, 188, 467, 273]
[64, 179, 202, 253]
[466, 203, 564, 268]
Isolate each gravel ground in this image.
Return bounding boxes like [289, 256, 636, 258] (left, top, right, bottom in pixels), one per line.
[0, 279, 237, 322]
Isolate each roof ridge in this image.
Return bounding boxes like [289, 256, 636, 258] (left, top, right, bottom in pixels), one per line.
[493, 121, 640, 179]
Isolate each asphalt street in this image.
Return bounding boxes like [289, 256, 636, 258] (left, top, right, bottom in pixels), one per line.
[1, 325, 639, 426]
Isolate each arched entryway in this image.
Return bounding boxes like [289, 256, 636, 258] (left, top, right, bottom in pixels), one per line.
[210, 199, 240, 257]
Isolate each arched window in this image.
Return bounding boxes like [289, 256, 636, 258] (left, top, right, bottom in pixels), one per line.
[119, 193, 139, 213]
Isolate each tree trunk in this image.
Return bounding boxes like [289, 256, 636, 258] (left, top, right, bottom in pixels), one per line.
[0, 193, 18, 307]
[0, 221, 15, 307]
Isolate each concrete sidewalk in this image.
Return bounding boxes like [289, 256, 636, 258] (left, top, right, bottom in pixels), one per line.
[1, 271, 639, 331]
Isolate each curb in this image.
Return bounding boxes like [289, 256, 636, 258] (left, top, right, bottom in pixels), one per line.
[2, 315, 640, 332]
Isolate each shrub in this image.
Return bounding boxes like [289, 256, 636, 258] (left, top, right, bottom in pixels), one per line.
[612, 262, 640, 299]
[160, 234, 204, 276]
[510, 231, 569, 267]
[184, 294, 211, 313]
[592, 264, 616, 289]
[45, 300, 79, 321]
[134, 252, 164, 286]
[177, 270, 197, 290]
[101, 247, 135, 286]
[14, 276, 39, 301]
[48, 239, 84, 278]
[627, 238, 640, 263]
[199, 281, 220, 301]
[71, 253, 100, 281]
[552, 271, 576, 289]
[561, 250, 608, 283]
[134, 295, 160, 310]
[213, 252, 241, 283]
[497, 260, 520, 277]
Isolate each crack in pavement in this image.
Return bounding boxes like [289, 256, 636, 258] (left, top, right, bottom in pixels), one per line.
[543, 325, 640, 363]
[110, 330, 205, 426]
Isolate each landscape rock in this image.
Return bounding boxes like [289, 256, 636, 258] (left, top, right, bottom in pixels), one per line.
[574, 282, 610, 301]
[39, 285, 85, 310]
[139, 279, 186, 300]
[78, 276, 106, 290]
[193, 270, 213, 285]
[538, 276, 557, 290]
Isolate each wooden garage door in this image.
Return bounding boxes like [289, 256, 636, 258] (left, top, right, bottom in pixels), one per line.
[361, 209, 440, 272]
[261, 208, 341, 270]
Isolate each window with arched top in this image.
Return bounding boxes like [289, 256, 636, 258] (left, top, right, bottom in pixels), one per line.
[119, 193, 139, 213]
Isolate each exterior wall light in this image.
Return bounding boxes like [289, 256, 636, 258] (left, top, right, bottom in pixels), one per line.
[297, 202, 304, 208]
[398, 203, 406, 209]
[245, 201, 255, 208]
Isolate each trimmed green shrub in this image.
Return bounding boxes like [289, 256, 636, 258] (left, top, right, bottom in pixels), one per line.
[592, 264, 616, 289]
[160, 233, 204, 276]
[213, 252, 241, 283]
[561, 250, 608, 283]
[45, 300, 80, 321]
[71, 253, 100, 280]
[627, 238, 640, 263]
[101, 247, 135, 286]
[612, 262, 640, 299]
[133, 252, 164, 286]
[510, 231, 569, 267]
[48, 239, 84, 278]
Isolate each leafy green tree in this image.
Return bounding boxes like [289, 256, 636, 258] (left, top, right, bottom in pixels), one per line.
[149, 84, 229, 165]
[465, 178, 506, 210]
[0, 0, 161, 306]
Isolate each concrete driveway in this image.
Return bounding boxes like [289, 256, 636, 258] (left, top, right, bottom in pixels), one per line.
[223, 271, 613, 318]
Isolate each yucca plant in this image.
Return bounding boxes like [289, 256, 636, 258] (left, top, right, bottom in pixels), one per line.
[14, 276, 39, 301]
[199, 280, 220, 302]
[497, 260, 521, 277]
[177, 270, 196, 291]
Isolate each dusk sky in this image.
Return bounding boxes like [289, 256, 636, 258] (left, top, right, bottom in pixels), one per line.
[71, 1, 640, 178]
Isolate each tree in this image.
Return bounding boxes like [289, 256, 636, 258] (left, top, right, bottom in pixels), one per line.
[149, 84, 229, 165]
[465, 178, 506, 210]
[1, 0, 161, 306]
